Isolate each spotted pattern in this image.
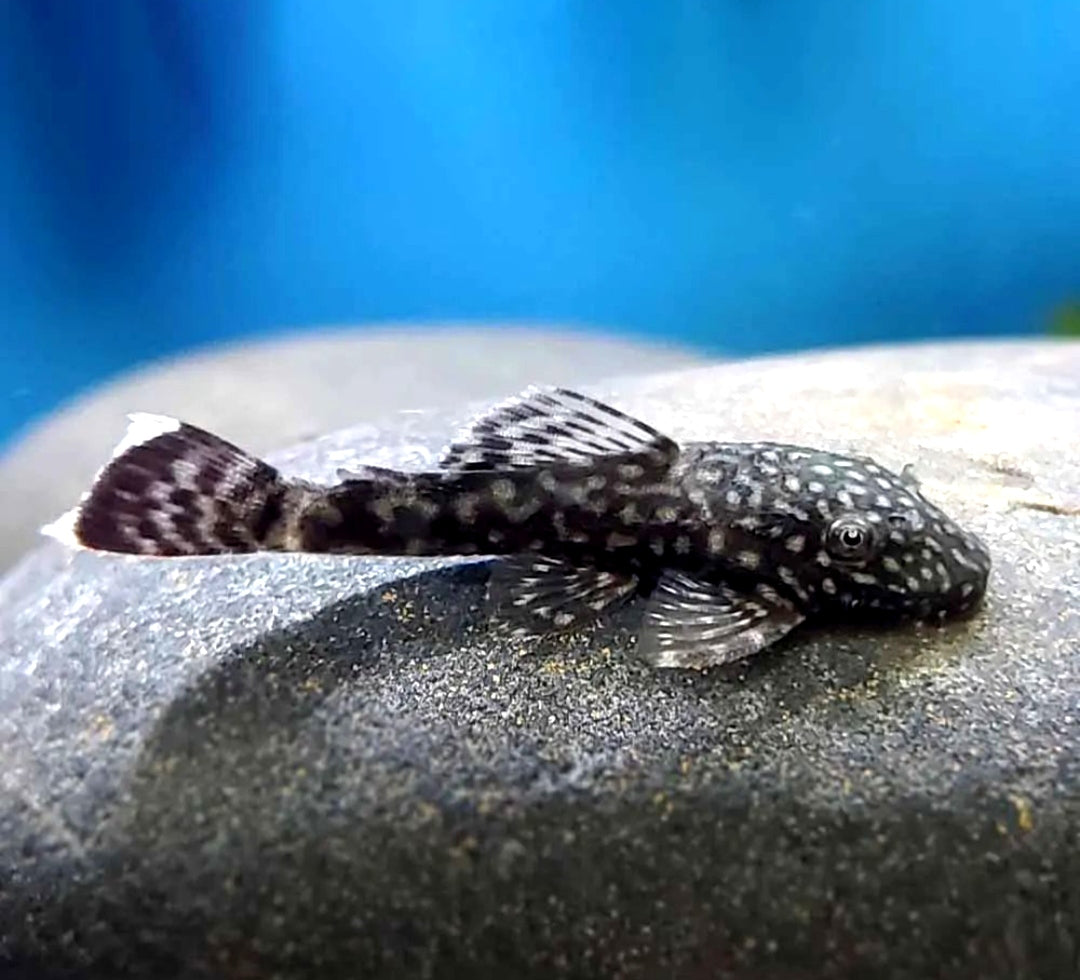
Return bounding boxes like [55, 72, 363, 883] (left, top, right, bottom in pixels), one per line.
[65, 415, 299, 557]
[671, 439, 990, 623]
[56, 387, 991, 671]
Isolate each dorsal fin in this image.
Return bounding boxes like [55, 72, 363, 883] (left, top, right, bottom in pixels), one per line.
[438, 387, 680, 471]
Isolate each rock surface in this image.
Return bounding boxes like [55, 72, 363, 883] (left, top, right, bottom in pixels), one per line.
[1, 340, 1078, 979]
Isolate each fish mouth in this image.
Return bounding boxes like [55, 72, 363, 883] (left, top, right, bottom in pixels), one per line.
[907, 562, 990, 622]
[937, 569, 990, 620]
[886, 531, 992, 622]
[824, 558, 989, 624]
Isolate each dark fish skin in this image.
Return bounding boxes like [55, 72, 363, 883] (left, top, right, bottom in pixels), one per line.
[307, 444, 989, 619]
[43, 389, 991, 669]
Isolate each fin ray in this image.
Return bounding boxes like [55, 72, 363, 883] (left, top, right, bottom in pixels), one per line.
[43, 417, 294, 556]
[487, 555, 638, 636]
[638, 570, 804, 669]
[439, 387, 679, 472]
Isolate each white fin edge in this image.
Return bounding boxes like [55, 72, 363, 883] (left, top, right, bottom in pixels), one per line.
[112, 413, 181, 459]
[40, 412, 181, 549]
[41, 507, 82, 547]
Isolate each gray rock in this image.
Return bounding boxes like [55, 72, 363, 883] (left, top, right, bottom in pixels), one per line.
[1, 340, 1078, 979]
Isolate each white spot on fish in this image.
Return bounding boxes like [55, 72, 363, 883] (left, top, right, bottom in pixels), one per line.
[674, 535, 691, 554]
[951, 547, 978, 570]
[822, 577, 837, 594]
[808, 480, 825, 494]
[875, 494, 892, 509]
[811, 464, 834, 477]
[755, 583, 781, 601]
[816, 551, 832, 567]
[906, 576, 920, 591]
[736, 550, 761, 569]
[370, 496, 397, 523]
[882, 556, 901, 572]
[784, 534, 806, 554]
[836, 490, 854, 508]
[725, 489, 740, 506]
[491, 479, 516, 504]
[784, 475, 801, 493]
[851, 572, 878, 585]
[657, 505, 678, 523]
[415, 498, 440, 520]
[708, 528, 726, 553]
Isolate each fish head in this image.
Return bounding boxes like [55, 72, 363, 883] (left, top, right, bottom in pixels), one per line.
[814, 496, 991, 622]
[724, 445, 991, 622]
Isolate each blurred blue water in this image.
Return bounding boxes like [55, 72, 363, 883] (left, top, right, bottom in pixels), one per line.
[2, 1, 1078, 447]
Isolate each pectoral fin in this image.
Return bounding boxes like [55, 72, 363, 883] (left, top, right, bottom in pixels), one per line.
[638, 571, 804, 669]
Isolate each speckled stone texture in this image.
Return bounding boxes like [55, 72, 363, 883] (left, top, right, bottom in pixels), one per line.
[1, 340, 1078, 979]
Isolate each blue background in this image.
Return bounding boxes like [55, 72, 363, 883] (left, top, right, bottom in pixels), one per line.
[2, 1, 1078, 448]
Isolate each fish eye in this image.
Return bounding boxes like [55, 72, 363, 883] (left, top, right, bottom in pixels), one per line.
[826, 516, 878, 564]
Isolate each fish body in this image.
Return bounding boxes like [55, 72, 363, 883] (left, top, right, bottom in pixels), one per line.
[44, 388, 991, 668]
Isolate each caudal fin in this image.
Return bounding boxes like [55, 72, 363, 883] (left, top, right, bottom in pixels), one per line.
[43, 414, 295, 556]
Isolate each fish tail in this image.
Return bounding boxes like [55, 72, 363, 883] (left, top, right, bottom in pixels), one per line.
[42, 414, 314, 556]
